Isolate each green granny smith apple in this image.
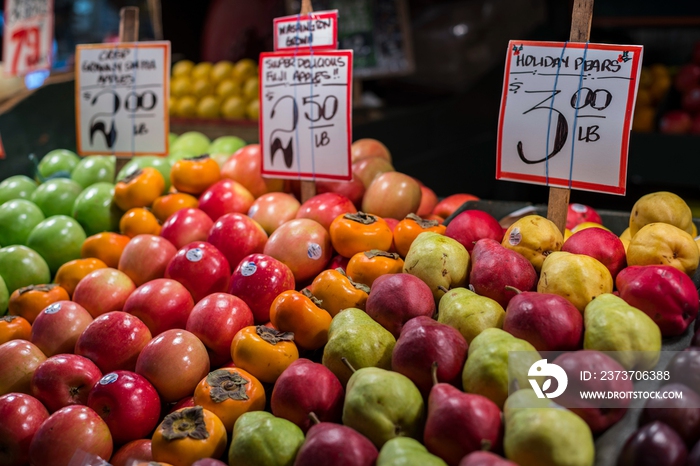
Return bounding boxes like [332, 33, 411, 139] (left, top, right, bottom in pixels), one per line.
[168, 132, 178, 147]
[0, 199, 45, 246]
[72, 182, 122, 236]
[0, 275, 8, 315]
[71, 155, 116, 188]
[30, 179, 83, 217]
[0, 175, 38, 204]
[27, 215, 86, 274]
[167, 151, 196, 163]
[37, 149, 80, 178]
[171, 131, 210, 155]
[0, 245, 51, 294]
[209, 135, 246, 154]
[117, 155, 172, 192]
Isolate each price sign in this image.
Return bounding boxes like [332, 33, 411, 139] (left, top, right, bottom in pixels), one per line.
[497, 41, 643, 195]
[3, 0, 53, 77]
[274, 10, 338, 51]
[259, 49, 353, 181]
[75, 42, 170, 156]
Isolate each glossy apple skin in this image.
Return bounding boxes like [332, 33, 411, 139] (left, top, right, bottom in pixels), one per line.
[207, 213, 268, 272]
[160, 208, 214, 250]
[118, 235, 178, 286]
[186, 292, 254, 367]
[30, 301, 93, 357]
[432, 194, 480, 220]
[0, 340, 46, 395]
[271, 358, 344, 432]
[566, 203, 602, 230]
[295, 193, 357, 232]
[110, 439, 152, 466]
[30, 354, 102, 413]
[352, 156, 395, 188]
[75, 311, 153, 374]
[562, 228, 627, 280]
[135, 329, 210, 403]
[316, 175, 366, 210]
[326, 255, 350, 272]
[363, 172, 422, 220]
[0, 392, 49, 466]
[617, 421, 687, 466]
[459, 451, 518, 466]
[199, 179, 255, 221]
[228, 253, 295, 324]
[416, 186, 439, 217]
[248, 192, 301, 235]
[124, 278, 194, 336]
[220, 144, 284, 197]
[351, 138, 392, 162]
[167, 243, 231, 304]
[294, 422, 378, 466]
[445, 210, 504, 254]
[169, 395, 195, 413]
[88, 370, 162, 445]
[263, 218, 332, 284]
[29, 405, 113, 466]
[72, 268, 136, 318]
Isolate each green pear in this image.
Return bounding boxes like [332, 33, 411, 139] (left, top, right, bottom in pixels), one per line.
[403, 232, 469, 301]
[583, 293, 661, 370]
[377, 437, 447, 466]
[322, 308, 396, 386]
[0, 275, 8, 315]
[437, 287, 505, 343]
[462, 328, 541, 408]
[343, 366, 425, 448]
[504, 392, 595, 466]
[228, 411, 304, 466]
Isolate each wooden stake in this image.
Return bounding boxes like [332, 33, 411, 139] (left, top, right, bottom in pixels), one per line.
[115, 7, 140, 174]
[299, 0, 316, 202]
[546, 0, 594, 233]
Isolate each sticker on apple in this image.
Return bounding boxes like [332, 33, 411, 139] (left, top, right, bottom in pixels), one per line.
[186, 248, 203, 262]
[509, 227, 522, 246]
[241, 261, 257, 276]
[307, 243, 323, 260]
[44, 303, 61, 314]
[99, 373, 119, 385]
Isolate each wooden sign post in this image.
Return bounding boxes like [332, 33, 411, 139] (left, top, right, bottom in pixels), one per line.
[115, 7, 139, 174]
[299, 0, 317, 203]
[546, 0, 594, 233]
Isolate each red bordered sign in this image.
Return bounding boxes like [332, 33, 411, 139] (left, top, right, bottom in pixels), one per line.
[259, 49, 353, 181]
[3, 0, 54, 77]
[273, 10, 338, 51]
[496, 40, 643, 195]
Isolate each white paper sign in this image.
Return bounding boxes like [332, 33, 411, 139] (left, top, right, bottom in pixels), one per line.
[259, 49, 353, 181]
[3, 0, 53, 77]
[497, 41, 643, 195]
[274, 11, 338, 51]
[75, 41, 171, 156]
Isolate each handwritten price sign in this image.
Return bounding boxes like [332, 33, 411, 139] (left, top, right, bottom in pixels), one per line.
[75, 42, 170, 156]
[259, 49, 353, 181]
[3, 0, 53, 77]
[497, 41, 643, 195]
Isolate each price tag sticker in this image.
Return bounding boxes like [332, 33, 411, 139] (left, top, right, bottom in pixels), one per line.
[497, 41, 643, 195]
[3, 0, 54, 77]
[75, 41, 171, 156]
[274, 10, 338, 51]
[259, 49, 353, 181]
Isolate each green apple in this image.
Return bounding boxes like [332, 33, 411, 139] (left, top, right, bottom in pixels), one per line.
[0, 275, 8, 315]
[116, 155, 172, 192]
[37, 149, 81, 178]
[27, 215, 87, 274]
[171, 131, 210, 155]
[72, 182, 122, 236]
[169, 132, 178, 147]
[71, 155, 116, 188]
[0, 245, 51, 294]
[0, 199, 45, 246]
[209, 136, 246, 155]
[0, 175, 38, 204]
[167, 151, 197, 163]
[30, 179, 83, 217]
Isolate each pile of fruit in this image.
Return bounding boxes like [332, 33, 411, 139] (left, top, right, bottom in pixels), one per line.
[632, 64, 672, 133]
[169, 59, 260, 121]
[1, 136, 700, 466]
[653, 41, 700, 135]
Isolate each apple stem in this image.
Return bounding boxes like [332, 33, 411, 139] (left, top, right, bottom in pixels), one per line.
[308, 412, 321, 425]
[504, 285, 522, 294]
[431, 361, 439, 387]
[437, 285, 449, 293]
[340, 357, 356, 373]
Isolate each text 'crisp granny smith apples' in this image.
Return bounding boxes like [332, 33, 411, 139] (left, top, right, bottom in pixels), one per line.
[116, 156, 172, 192]
[72, 182, 122, 236]
[37, 149, 80, 179]
[71, 155, 116, 188]
[30, 179, 83, 217]
[27, 215, 86, 274]
[0, 175, 37, 204]
[0, 245, 50, 294]
[0, 199, 45, 246]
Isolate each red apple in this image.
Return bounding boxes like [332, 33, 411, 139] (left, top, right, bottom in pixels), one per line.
[316, 175, 366, 209]
[445, 209, 505, 253]
[165, 241, 231, 303]
[123, 278, 194, 336]
[326, 254, 350, 271]
[169, 395, 195, 413]
[566, 203, 603, 230]
[351, 138, 392, 162]
[352, 156, 395, 188]
[248, 192, 301, 235]
[110, 439, 152, 466]
[0, 393, 49, 466]
[88, 370, 161, 445]
[363, 172, 422, 220]
[135, 329, 210, 403]
[118, 234, 178, 286]
[75, 311, 152, 373]
[30, 354, 102, 413]
[185, 293, 254, 366]
[660, 110, 692, 134]
[416, 185, 439, 217]
[228, 253, 296, 324]
[562, 228, 627, 280]
[207, 213, 268, 272]
[295, 192, 357, 232]
[29, 405, 113, 466]
[160, 208, 214, 250]
[220, 144, 284, 197]
[0, 340, 46, 395]
[675, 64, 700, 93]
[72, 268, 136, 318]
[198, 179, 255, 221]
[432, 193, 480, 219]
[30, 301, 93, 356]
[263, 218, 332, 284]
[683, 87, 700, 114]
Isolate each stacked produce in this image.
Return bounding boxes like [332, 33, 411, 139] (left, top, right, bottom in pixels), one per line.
[1, 135, 699, 466]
